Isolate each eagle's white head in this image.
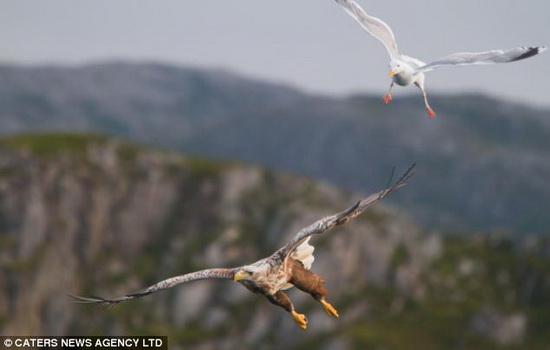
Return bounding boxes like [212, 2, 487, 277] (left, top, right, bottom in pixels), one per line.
[233, 265, 263, 282]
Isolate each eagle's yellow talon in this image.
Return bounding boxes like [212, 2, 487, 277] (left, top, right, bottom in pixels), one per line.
[320, 299, 339, 318]
[291, 310, 308, 330]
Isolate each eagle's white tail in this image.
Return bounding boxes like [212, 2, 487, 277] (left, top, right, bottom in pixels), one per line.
[290, 238, 315, 270]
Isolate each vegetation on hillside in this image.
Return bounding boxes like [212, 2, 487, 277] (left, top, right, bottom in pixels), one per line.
[1, 134, 549, 349]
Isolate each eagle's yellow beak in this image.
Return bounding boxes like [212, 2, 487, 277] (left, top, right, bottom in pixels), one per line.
[389, 69, 396, 78]
[233, 270, 249, 282]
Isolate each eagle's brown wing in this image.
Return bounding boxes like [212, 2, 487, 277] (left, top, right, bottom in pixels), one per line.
[274, 163, 416, 260]
[69, 268, 238, 306]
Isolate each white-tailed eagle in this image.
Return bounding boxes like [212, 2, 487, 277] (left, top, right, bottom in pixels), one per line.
[71, 164, 415, 329]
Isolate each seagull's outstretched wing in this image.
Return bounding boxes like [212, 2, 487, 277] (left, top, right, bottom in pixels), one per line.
[275, 163, 415, 259]
[70, 268, 237, 306]
[416, 46, 547, 73]
[335, 0, 399, 59]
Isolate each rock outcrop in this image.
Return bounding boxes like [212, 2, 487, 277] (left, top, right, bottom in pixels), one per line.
[1, 134, 549, 349]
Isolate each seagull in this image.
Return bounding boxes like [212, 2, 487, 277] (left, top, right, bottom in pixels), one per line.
[335, 0, 547, 119]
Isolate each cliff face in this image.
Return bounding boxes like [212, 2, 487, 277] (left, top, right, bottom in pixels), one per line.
[1, 134, 549, 350]
[0, 134, 428, 345]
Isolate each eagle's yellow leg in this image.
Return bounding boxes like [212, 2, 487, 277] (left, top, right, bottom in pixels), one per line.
[291, 310, 308, 330]
[320, 298, 339, 318]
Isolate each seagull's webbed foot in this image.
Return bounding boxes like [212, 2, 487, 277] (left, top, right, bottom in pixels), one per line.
[291, 310, 308, 330]
[382, 93, 393, 105]
[320, 298, 339, 318]
[426, 107, 436, 119]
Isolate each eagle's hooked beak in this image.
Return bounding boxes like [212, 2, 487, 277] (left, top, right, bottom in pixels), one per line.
[233, 270, 249, 282]
[389, 69, 396, 78]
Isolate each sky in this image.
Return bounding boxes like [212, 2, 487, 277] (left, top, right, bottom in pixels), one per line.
[1, 0, 548, 108]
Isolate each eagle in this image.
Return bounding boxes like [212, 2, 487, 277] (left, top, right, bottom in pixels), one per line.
[71, 164, 415, 330]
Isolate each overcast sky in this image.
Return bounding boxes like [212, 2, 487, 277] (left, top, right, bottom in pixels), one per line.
[1, 0, 548, 108]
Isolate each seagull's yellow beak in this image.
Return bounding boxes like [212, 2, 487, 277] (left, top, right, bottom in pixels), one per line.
[233, 270, 249, 282]
[389, 69, 396, 78]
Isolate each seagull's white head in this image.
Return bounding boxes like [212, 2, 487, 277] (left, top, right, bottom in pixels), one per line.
[389, 60, 405, 78]
[388, 59, 417, 86]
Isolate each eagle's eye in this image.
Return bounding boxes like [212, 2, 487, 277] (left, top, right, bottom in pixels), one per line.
[233, 269, 254, 282]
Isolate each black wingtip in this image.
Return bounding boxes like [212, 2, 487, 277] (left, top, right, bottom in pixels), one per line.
[377, 162, 416, 198]
[385, 166, 396, 190]
[389, 162, 416, 189]
[398, 162, 416, 185]
[336, 200, 360, 222]
[67, 293, 119, 306]
[512, 46, 547, 62]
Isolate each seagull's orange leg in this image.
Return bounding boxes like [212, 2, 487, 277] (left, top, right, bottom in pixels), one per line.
[415, 80, 436, 119]
[382, 82, 394, 104]
[426, 106, 436, 119]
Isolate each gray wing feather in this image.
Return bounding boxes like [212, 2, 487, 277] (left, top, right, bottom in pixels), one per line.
[335, 0, 399, 59]
[70, 268, 237, 305]
[417, 46, 547, 73]
[275, 163, 415, 260]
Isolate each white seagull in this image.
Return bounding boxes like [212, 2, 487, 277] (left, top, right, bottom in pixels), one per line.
[335, 0, 547, 119]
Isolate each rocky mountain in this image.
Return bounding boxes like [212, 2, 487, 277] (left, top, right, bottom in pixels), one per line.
[1, 134, 550, 349]
[0, 63, 549, 234]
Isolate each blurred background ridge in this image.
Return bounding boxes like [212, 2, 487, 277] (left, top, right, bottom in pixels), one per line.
[1, 62, 549, 234]
[1, 1, 549, 347]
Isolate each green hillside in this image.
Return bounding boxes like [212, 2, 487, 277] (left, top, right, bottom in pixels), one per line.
[1, 134, 550, 349]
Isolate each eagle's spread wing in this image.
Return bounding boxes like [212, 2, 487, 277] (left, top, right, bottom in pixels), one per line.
[276, 163, 415, 260]
[70, 268, 237, 306]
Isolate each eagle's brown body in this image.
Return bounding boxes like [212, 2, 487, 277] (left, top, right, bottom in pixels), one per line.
[71, 164, 415, 330]
[240, 258, 331, 328]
